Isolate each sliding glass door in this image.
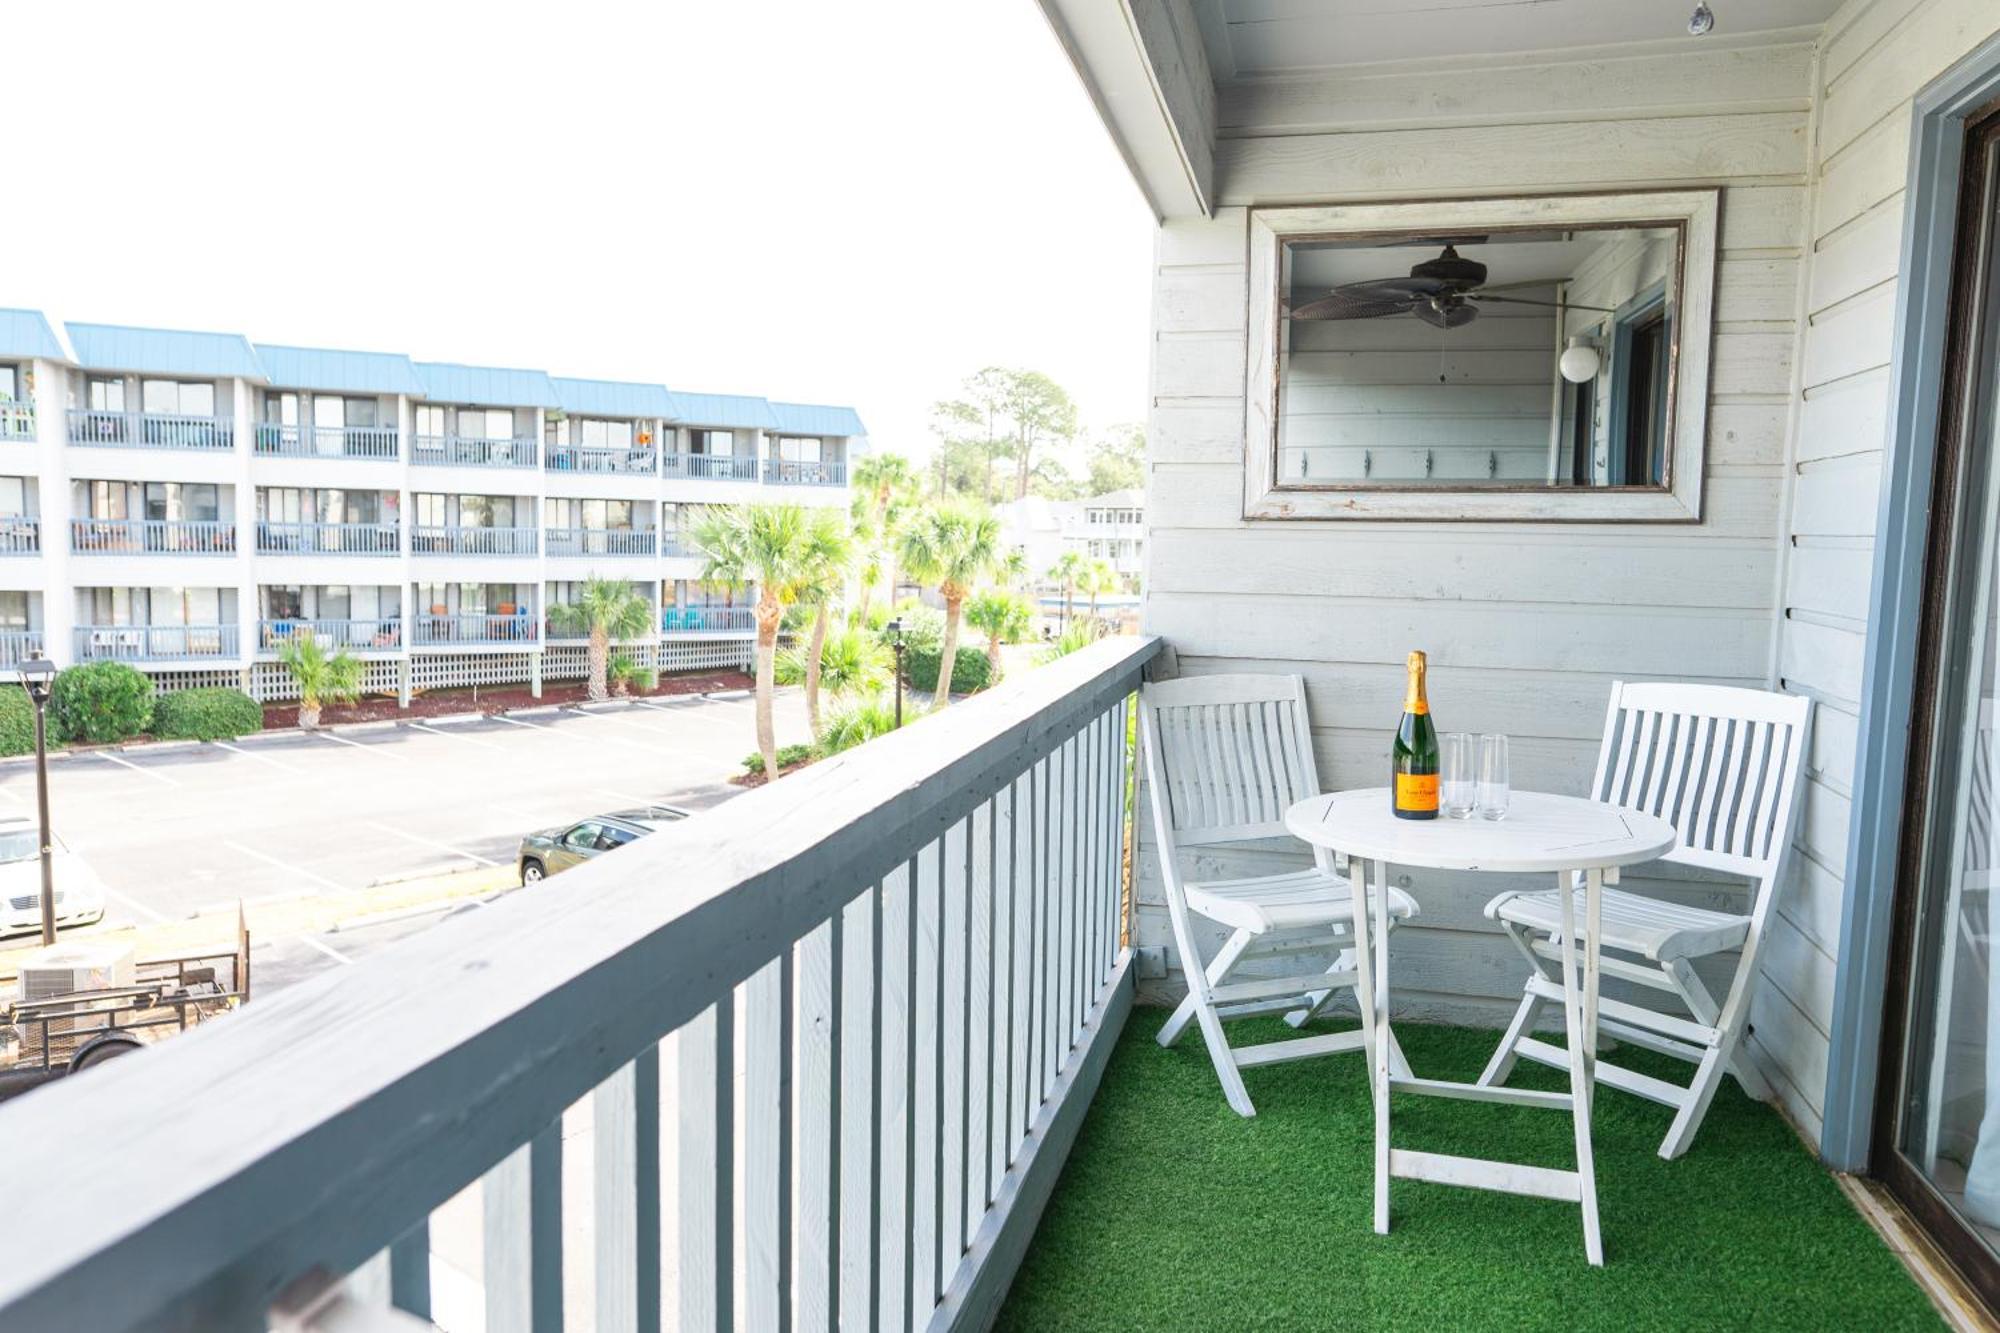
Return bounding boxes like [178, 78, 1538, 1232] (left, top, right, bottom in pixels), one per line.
[1878, 106, 2000, 1300]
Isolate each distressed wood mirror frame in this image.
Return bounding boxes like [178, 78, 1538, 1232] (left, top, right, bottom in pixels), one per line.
[1243, 189, 1720, 522]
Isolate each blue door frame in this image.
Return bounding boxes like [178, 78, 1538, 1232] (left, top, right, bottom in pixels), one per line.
[1822, 31, 2000, 1171]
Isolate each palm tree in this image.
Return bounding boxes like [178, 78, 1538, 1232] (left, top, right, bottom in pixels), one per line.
[1048, 550, 1086, 628]
[850, 453, 919, 621]
[778, 625, 892, 700]
[793, 509, 854, 738]
[278, 632, 364, 729]
[549, 577, 653, 702]
[897, 502, 1003, 709]
[965, 589, 1032, 683]
[1082, 557, 1120, 624]
[692, 503, 820, 779]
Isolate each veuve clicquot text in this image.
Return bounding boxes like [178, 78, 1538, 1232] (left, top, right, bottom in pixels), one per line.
[1392, 650, 1439, 820]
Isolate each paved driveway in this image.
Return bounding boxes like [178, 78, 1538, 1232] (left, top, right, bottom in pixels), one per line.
[0, 691, 810, 989]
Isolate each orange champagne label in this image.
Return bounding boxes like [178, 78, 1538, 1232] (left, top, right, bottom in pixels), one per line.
[1395, 772, 1439, 811]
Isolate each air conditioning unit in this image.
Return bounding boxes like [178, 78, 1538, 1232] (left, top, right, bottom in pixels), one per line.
[14, 942, 136, 1060]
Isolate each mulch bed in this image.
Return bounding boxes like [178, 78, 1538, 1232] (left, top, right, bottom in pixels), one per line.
[730, 757, 816, 788]
[258, 670, 754, 730]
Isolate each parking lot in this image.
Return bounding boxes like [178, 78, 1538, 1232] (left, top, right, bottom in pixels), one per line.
[0, 690, 810, 989]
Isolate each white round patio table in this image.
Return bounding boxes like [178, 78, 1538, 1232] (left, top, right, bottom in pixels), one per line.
[1284, 788, 1677, 1267]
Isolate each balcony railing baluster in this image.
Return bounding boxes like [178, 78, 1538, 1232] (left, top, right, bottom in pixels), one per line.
[410, 525, 539, 556]
[72, 623, 239, 661]
[254, 423, 401, 461]
[257, 618, 403, 652]
[660, 453, 762, 482]
[255, 521, 401, 556]
[69, 518, 236, 555]
[410, 612, 539, 645]
[544, 527, 657, 557]
[411, 435, 540, 469]
[67, 410, 234, 451]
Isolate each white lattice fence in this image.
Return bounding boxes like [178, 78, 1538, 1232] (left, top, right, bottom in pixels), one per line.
[247, 660, 402, 704]
[408, 653, 537, 693]
[144, 668, 247, 697]
[544, 640, 753, 679]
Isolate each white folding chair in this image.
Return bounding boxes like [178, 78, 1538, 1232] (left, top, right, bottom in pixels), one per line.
[1477, 681, 1812, 1159]
[1140, 673, 1417, 1117]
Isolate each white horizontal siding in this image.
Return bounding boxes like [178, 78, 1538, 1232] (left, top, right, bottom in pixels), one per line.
[1763, 0, 2000, 1146]
[1138, 42, 1813, 1050]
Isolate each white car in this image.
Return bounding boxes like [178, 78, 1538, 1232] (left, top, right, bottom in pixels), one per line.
[0, 817, 107, 939]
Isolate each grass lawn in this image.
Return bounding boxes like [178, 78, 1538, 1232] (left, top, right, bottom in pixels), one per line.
[997, 1008, 1941, 1331]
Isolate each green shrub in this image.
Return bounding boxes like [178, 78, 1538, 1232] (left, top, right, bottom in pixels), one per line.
[904, 641, 992, 695]
[153, 687, 263, 741]
[742, 742, 816, 775]
[820, 697, 899, 755]
[0, 688, 36, 757]
[50, 662, 154, 743]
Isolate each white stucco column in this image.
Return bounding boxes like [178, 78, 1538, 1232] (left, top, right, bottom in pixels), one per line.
[32, 358, 73, 664]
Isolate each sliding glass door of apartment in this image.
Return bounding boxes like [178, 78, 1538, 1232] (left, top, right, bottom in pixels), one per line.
[1878, 105, 2000, 1301]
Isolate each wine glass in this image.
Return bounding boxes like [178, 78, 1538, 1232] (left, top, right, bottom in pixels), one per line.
[1477, 734, 1511, 821]
[1443, 732, 1476, 819]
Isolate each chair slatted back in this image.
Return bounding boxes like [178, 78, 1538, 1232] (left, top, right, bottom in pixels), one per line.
[1591, 682, 1812, 905]
[1140, 674, 1321, 849]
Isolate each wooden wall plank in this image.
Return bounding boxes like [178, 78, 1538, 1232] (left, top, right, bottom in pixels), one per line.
[592, 1051, 661, 1333]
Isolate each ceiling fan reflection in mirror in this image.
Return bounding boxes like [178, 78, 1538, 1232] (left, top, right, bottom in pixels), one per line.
[1287, 245, 1618, 329]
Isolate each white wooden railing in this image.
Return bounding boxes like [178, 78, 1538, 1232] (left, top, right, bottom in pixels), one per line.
[0, 517, 39, 555]
[545, 526, 657, 557]
[259, 619, 404, 652]
[664, 604, 756, 634]
[410, 611, 539, 645]
[0, 402, 33, 440]
[70, 517, 237, 555]
[256, 521, 402, 556]
[547, 444, 657, 475]
[662, 452, 761, 482]
[766, 458, 848, 486]
[411, 434, 540, 469]
[67, 410, 235, 450]
[0, 629, 44, 666]
[255, 423, 402, 460]
[72, 623, 239, 661]
[0, 636, 1155, 1331]
[411, 525, 539, 556]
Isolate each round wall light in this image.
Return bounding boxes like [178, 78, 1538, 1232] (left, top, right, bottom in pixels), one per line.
[1558, 337, 1602, 384]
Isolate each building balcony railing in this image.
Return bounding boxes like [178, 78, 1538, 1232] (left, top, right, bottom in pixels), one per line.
[254, 423, 401, 461]
[411, 434, 539, 469]
[67, 410, 235, 451]
[258, 618, 403, 653]
[0, 403, 33, 441]
[411, 525, 538, 556]
[544, 527, 656, 557]
[662, 452, 760, 482]
[764, 457, 847, 486]
[72, 623, 239, 661]
[0, 517, 39, 555]
[662, 604, 755, 634]
[0, 629, 44, 667]
[255, 521, 401, 556]
[410, 611, 539, 646]
[0, 636, 1154, 1331]
[546, 444, 657, 475]
[70, 518, 236, 555]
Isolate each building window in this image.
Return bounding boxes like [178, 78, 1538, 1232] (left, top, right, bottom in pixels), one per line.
[88, 377, 125, 413]
[778, 436, 823, 462]
[691, 429, 734, 456]
[142, 379, 216, 417]
[579, 418, 633, 449]
[416, 404, 448, 437]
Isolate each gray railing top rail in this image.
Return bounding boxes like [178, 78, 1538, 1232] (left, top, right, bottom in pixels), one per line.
[0, 633, 1158, 1330]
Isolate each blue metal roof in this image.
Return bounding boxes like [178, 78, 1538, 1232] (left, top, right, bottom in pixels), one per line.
[551, 377, 680, 420]
[412, 362, 560, 409]
[67, 322, 264, 379]
[0, 309, 65, 362]
[256, 344, 426, 396]
[667, 391, 779, 430]
[769, 401, 866, 438]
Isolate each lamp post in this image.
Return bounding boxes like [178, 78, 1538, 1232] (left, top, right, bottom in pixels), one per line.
[17, 652, 56, 946]
[886, 619, 907, 728]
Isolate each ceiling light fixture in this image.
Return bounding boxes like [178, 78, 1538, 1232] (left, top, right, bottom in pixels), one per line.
[1688, 3, 1716, 36]
[1559, 337, 1602, 384]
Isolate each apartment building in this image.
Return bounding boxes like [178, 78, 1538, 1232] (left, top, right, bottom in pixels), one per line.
[994, 486, 1146, 591]
[0, 309, 863, 701]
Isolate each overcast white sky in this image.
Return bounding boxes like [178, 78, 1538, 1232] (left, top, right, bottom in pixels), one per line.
[7, 2, 1156, 455]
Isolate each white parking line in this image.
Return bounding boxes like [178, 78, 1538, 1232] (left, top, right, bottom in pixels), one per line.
[222, 840, 348, 894]
[104, 886, 169, 924]
[213, 742, 308, 775]
[297, 933, 353, 965]
[365, 821, 499, 867]
[409, 723, 505, 751]
[315, 730, 409, 761]
[507, 710, 672, 756]
[97, 752, 180, 787]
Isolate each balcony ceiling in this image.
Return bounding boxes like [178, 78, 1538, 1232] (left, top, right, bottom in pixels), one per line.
[1199, 0, 1844, 76]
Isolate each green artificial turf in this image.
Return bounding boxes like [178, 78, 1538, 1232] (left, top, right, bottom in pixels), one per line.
[996, 1009, 1942, 1332]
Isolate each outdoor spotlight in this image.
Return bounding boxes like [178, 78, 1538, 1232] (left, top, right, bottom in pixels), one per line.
[1688, 3, 1715, 36]
[1558, 337, 1602, 384]
[17, 651, 54, 705]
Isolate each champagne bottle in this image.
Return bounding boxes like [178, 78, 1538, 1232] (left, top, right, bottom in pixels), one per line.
[1392, 650, 1439, 820]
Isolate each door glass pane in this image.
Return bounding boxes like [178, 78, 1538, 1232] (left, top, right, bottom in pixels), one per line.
[1897, 138, 2000, 1265]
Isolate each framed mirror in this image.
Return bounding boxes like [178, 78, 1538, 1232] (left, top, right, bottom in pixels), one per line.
[1243, 190, 1719, 522]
